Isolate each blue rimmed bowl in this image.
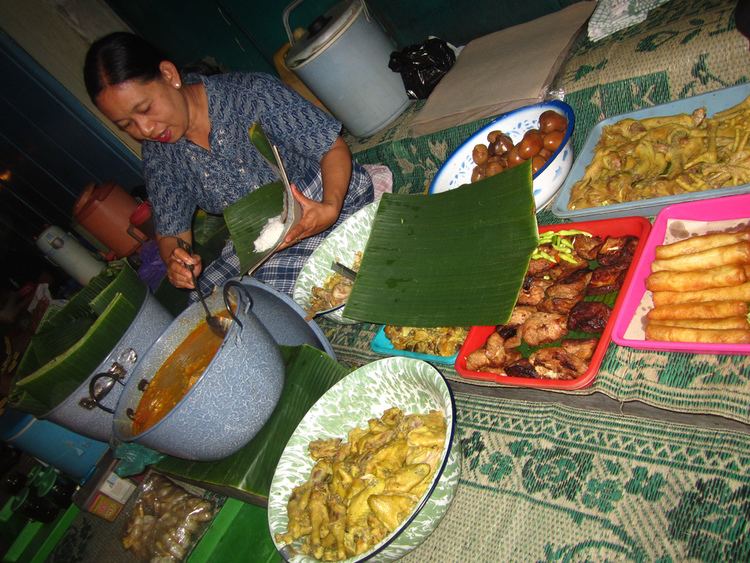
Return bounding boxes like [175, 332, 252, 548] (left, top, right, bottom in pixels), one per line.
[429, 99, 575, 211]
[268, 356, 461, 562]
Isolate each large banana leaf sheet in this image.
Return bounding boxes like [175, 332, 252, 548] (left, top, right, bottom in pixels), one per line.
[344, 160, 538, 326]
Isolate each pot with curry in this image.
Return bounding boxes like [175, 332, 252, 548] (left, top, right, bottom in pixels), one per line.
[112, 281, 285, 461]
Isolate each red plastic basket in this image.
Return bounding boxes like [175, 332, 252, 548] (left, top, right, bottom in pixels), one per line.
[454, 216, 652, 390]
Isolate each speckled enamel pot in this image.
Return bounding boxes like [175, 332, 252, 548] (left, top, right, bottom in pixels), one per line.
[42, 292, 173, 443]
[268, 356, 461, 562]
[112, 282, 285, 460]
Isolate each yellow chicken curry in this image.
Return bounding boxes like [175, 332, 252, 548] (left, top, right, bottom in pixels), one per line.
[275, 407, 446, 561]
[131, 313, 228, 435]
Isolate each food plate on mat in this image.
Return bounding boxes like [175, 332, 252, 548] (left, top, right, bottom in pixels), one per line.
[552, 83, 750, 221]
[292, 201, 379, 323]
[428, 99, 575, 212]
[455, 217, 651, 390]
[267, 356, 460, 562]
[370, 325, 467, 365]
[612, 193, 750, 355]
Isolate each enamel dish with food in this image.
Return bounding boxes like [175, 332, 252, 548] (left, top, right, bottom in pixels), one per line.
[429, 99, 575, 212]
[268, 356, 460, 562]
[455, 217, 651, 390]
[553, 83, 750, 221]
[293, 201, 379, 324]
[370, 325, 467, 365]
[613, 193, 750, 355]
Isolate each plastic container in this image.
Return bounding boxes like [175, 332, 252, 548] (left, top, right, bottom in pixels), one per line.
[35, 226, 106, 286]
[73, 181, 147, 258]
[552, 83, 750, 221]
[0, 409, 108, 483]
[370, 325, 462, 365]
[612, 193, 750, 355]
[284, 0, 410, 137]
[129, 201, 156, 241]
[455, 216, 652, 390]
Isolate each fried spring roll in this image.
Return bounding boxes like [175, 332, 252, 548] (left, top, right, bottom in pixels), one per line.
[645, 324, 750, 344]
[649, 317, 750, 330]
[655, 230, 750, 260]
[647, 300, 748, 320]
[646, 264, 749, 292]
[650, 241, 750, 272]
[653, 282, 750, 306]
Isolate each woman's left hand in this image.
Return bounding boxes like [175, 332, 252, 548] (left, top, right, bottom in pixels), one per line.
[279, 184, 341, 249]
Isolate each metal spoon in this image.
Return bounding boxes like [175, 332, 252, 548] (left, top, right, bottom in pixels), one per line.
[176, 238, 227, 337]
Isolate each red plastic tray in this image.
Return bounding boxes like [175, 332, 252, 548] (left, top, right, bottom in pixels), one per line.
[454, 216, 652, 390]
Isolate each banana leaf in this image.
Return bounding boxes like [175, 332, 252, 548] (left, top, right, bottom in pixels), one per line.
[90, 260, 145, 315]
[247, 122, 276, 165]
[343, 160, 539, 326]
[223, 180, 285, 273]
[12, 293, 139, 413]
[156, 345, 350, 504]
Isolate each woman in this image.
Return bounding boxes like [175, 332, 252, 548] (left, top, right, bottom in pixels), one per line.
[83, 32, 373, 296]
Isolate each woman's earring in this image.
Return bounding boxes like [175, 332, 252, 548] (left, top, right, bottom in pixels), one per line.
[174, 82, 181, 89]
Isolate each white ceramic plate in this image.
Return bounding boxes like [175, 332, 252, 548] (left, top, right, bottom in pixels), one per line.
[293, 201, 379, 324]
[267, 356, 461, 562]
[429, 99, 575, 212]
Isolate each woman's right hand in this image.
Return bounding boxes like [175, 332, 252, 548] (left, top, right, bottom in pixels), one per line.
[157, 234, 202, 289]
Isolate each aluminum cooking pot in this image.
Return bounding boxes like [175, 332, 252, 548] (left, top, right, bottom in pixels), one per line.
[111, 281, 285, 460]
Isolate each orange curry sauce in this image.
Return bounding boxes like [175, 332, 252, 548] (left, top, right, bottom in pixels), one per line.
[131, 314, 228, 434]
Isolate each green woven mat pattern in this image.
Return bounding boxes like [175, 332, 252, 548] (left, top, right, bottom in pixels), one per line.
[553, 0, 750, 155]
[403, 393, 750, 562]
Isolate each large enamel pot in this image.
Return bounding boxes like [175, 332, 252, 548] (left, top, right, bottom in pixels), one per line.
[112, 281, 285, 460]
[42, 292, 173, 442]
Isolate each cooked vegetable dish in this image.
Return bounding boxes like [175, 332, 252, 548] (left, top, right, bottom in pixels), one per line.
[569, 95, 750, 210]
[275, 407, 446, 561]
[384, 326, 467, 356]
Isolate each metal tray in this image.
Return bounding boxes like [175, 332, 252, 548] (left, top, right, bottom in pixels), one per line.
[551, 83, 750, 221]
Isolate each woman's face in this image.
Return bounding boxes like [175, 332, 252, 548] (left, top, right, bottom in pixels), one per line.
[95, 62, 189, 144]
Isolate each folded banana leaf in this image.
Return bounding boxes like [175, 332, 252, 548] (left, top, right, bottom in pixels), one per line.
[343, 160, 539, 326]
[11, 262, 146, 415]
[223, 180, 285, 273]
[156, 345, 350, 504]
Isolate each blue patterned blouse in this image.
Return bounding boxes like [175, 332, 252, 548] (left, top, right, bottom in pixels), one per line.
[142, 72, 373, 296]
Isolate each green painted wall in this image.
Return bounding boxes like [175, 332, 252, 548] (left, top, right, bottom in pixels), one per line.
[106, 0, 579, 74]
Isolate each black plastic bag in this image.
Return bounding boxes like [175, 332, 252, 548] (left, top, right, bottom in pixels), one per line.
[388, 38, 456, 100]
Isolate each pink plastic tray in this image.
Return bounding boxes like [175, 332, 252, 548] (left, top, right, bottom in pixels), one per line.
[612, 193, 750, 355]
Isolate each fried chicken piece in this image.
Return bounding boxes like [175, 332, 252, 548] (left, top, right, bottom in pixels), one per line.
[539, 270, 592, 314]
[537, 296, 581, 315]
[508, 306, 537, 326]
[597, 236, 638, 267]
[465, 349, 490, 371]
[561, 338, 598, 361]
[586, 264, 627, 295]
[567, 301, 611, 333]
[517, 275, 554, 306]
[505, 359, 538, 378]
[520, 312, 569, 346]
[529, 347, 588, 380]
[572, 234, 604, 260]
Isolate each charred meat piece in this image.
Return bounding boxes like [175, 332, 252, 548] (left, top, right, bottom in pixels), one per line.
[537, 296, 581, 315]
[587, 264, 627, 295]
[544, 255, 590, 281]
[517, 275, 554, 306]
[529, 347, 588, 380]
[527, 245, 558, 276]
[484, 332, 506, 364]
[567, 301, 611, 333]
[546, 270, 592, 300]
[496, 325, 518, 340]
[520, 312, 569, 346]
[597, 236, 638, 267]
[561, 338, 598, 361]
[572, 234, 604, 260]
[466, 349, 490, 371]
[505, 359, 538, 378]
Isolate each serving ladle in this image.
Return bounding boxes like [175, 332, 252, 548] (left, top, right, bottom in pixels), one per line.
[176, 238, 227, 337]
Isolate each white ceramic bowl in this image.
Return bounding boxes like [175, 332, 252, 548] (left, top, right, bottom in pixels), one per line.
[268, 356, 461, 562]
[429, 100, 575, 211]
[293, 201, 379, 324]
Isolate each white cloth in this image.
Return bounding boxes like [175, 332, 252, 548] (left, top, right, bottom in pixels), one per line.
[587, 0, 672, 42]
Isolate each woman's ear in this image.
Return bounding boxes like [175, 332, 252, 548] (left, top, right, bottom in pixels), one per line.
[159, 60, 182, 89]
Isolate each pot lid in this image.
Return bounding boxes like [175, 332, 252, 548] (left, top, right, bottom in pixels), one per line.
[286, 0, 362, 69]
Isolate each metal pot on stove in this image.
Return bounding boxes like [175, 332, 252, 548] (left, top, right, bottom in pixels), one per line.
[110, 281, 285, 461]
